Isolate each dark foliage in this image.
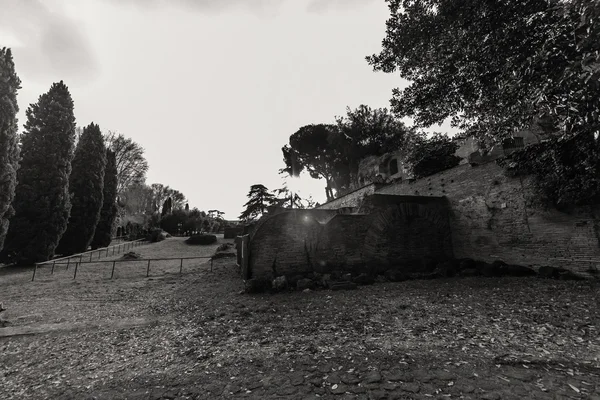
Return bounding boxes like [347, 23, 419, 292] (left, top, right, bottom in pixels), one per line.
[57, 123, 107, 255]
[1, 81, 76, 265]
[405, 133, 461, 178]
[147, 228, 168, 243]
[91, 149, 118, 249]
[105, 132, 149, 194]
[185, 234, 217, 245]
[0, 48, 21, 252]
[238, 184, 277, 222]
[367, 0, 600, 139]
[498, 132, 600, 207]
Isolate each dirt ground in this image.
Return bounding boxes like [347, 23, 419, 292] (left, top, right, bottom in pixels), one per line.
[1, 237, 599, 400]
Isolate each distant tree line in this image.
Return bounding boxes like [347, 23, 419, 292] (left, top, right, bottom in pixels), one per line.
[0, 46, 211, 266]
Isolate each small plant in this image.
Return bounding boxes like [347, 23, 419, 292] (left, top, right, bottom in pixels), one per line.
[185, 234, 217, 245]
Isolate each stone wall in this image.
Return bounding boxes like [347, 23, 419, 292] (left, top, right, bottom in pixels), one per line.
[248, 199, 454, 282]
[371, 162, 600, 274]
[318, 183, 376, 210]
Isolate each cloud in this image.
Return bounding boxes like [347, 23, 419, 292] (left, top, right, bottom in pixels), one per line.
[0, 0, 99, 84]
[102, 0, 285, 15]
[306, 0, 378, 13]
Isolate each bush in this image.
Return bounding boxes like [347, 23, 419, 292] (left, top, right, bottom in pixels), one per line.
[185, 234, 217, 245]
[147, 228, 168, 243]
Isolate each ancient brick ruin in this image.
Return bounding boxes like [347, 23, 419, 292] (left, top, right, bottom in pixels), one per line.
[240, 132, 600, 289]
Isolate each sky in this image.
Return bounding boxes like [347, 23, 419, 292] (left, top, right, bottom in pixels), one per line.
[0, 0, 457, 219]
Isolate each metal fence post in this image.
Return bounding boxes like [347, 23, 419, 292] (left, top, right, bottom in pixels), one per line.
[51, 261, 56, 275]
[74, 262, 79, 279]
[89, 252, 93, 262]
[180, 258, 183, 274]
[146, 259, 151, 277]
[211, 258, 213, 272]
[66, 258, 71, 270]
[106, 247, 109, 257]
[111, 261, 116, 279]
[32, 264, 38, 281]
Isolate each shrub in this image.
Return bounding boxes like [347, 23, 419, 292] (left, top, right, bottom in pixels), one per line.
[147, 228, 167, 243]
[185, 234, 217, 245]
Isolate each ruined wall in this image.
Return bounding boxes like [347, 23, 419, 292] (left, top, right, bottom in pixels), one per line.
[248, 210, 321, 281]
[249, 200, 453, 281]
[376, 162, 600, 274]
[317, 183, 376, 210]
[313, 214, 371, 272]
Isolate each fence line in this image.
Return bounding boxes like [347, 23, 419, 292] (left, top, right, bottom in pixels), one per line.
[32, 255, 214, 281]
[33, 238, 146, 281]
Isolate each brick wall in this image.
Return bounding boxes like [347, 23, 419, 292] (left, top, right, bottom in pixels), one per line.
[318, 183, 376, 210]
[375, 162, 600, 274]
[249, 199, 453, 281]
[248, 210, 322, 281]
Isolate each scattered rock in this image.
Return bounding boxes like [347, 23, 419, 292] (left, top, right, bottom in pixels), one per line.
[401, 383, 420, 393]
[434, 261, 457, 278]
[330, 383, 348, 395]
[330, 281, 358, 291]
[364, 371, 382, 383]
[505, 264, 536, 277]
[459, 268, 479, 277]
[342, 273, 353, 282]
[353, 273, 375, 285]
[296, 278, 315, 291]
[244, 279, 270, 294]
[458, 258, 476, 271]
[384, 270, 407, 282]
[272, 276, 288, 292]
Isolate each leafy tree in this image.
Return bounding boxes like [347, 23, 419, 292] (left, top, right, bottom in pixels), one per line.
[281, 124, 348, 201]
[1, 81, 76, 265]
[367, 0, 600, 139]
[0, 48, 21, 252]
[57, 123, 107, 255]
[405, 133, 461, 178]
[334, 105, 417, 181]
[161, 197, 172, 217]
[239, 184, 277, 222]
[281, 107, 416, 200]
[105, 132, 149, 194]
[118, 183, 154, 228]
[91, 149, 118, 249]
[499, 131, 600, 208]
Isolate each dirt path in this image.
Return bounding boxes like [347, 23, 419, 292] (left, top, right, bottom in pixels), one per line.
[1, 238, 599, 399]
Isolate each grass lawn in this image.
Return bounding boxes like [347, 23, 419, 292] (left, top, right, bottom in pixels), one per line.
[1, 237, 599, 399]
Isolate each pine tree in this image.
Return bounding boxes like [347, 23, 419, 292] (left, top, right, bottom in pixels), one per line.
[0, 48, 21, 253]
[1, 81, 76, 265]
[238, 184, 277, 222]
[57, 123, 107, 255]
[91, 149, 118, 249]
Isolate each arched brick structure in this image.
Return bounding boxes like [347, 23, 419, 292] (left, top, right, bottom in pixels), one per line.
[248, 210, 322, 281]
[363, 202, 453, 271]
[314, 214, 370, 273]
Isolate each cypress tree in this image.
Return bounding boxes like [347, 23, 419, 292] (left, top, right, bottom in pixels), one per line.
[1, 81, 76, 265]
[91, 149, 118, 249]
[57, 123, 107, 255]
[0, 48, 21, 253]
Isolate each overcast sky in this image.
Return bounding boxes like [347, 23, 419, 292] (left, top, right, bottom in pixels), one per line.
[1, 0, 456, 219]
